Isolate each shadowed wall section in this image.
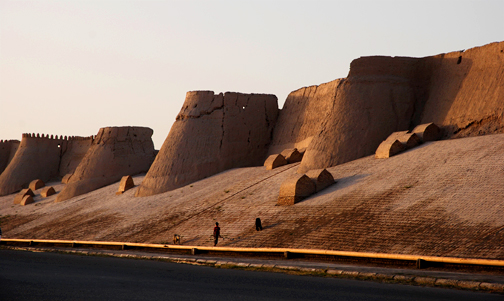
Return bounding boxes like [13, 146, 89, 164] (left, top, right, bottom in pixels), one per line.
[136, 91, 278, 197]
[0, 134, 93, 196]
[0, 140, 20, 175]
[267, 80, 342, 155]
[59, 137, 94, 177]
[56, 126, 155, 202]
[298, 41, 504, 173]
[420, 42, 504, 138]
[298, 56, 423, 173]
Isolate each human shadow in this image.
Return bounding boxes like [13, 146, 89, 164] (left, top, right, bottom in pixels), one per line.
[261, 223, 279, 230]
[180, 237, 200, 245]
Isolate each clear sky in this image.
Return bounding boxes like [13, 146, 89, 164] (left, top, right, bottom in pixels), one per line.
[1, 0, 503, 149]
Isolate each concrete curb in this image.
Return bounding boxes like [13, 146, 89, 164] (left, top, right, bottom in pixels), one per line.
[4, 238, 504, 268]
[4, 246, 504, 294]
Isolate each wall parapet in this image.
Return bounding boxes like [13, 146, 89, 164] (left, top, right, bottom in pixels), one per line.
[21, 133, 95, 141]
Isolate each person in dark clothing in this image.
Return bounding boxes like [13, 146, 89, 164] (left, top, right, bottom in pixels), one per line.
[255, 218, 262, 231]
[213, 222, 222, 246]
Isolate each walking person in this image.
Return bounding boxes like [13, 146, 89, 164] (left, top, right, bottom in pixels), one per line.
[255, 218, 262, 231]
[213, 222, 222, 246]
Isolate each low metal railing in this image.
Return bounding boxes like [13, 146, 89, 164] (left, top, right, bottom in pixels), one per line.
[3, 238, 504, 269]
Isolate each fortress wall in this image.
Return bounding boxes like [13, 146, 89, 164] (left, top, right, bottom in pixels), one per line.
[267, 79, 342, 155]
[135, 91, 278, 197]
[59, 136, 94, 177]
[55, 126, 155, 202]
[220, 92, 279, 169]
[298, 56, 422, 173]
[0, 134, 95, 196]
[0, 140, 20, 175]
[298, 41, 504, 173]
[0, 134, 64, 196]
[7, 141, 20, 165]
[420, 41, 504, 138]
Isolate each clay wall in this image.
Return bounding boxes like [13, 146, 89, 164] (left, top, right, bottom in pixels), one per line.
[298, 56, 423, 173]
[59, 136, 94, 177]
[136, 91, 278, 197]
[0, 134, 65, 196]
[267, 79, 342, 155]
[0, 134, 94, 196]
[419, 41, 504, 138]
[298, 41, 504, 173]
[56, 126, 155, 202]
[2, 42, 500, 198]
[0, 140, 20, 175]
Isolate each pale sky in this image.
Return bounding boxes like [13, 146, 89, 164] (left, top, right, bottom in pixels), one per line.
[1, 0, 503, 149]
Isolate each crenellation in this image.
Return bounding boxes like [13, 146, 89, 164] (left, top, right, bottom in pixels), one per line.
[21, 133, 72, 141]
[0, 132, 95, 195]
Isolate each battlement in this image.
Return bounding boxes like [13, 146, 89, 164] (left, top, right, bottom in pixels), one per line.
[0, 132, 96, 196]
[0, 139, 20, 144]
[21, 133, 95, 141]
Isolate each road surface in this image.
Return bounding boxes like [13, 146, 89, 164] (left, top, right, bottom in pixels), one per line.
[0, 250, 500, 300]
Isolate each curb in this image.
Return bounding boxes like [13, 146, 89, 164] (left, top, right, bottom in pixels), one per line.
[4, 238, 504, 269]
[4, 246, 504, 294]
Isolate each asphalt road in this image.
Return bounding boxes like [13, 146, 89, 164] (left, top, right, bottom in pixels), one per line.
[0, 250, 500, 301]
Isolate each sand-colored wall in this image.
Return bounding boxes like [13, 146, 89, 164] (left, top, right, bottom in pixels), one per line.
[0, 134, 94, 196]
[0, 134, 64, 196]
[298, 41, 504, 173]
[0, 140, 20, 175]
[136, 91, 278, 197]
[298, 56, 423, 173]
[56, 126, 155, 202]
[420, 41, 504, 138]
[267, 79, 342, 155]
[59, 136, 94, 177]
